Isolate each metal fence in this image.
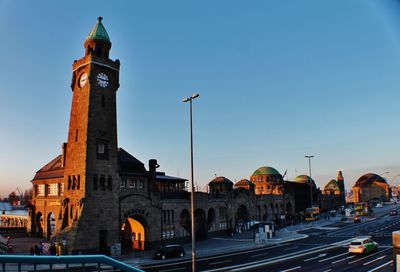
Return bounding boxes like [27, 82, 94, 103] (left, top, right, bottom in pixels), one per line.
[0, 255, 144, 272]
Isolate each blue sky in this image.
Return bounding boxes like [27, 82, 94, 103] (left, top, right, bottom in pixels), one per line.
[1, 0, 400, 197]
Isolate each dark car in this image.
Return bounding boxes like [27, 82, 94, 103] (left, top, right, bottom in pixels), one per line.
[153, 245, 185, 260]
[390, 209, 398, 216]
[354, 216, 361, 223]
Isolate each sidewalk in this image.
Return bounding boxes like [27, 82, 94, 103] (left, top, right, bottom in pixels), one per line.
[120, 215, 345, 266]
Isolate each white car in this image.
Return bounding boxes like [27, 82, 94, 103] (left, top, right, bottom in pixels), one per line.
[348, 237, 378, 254]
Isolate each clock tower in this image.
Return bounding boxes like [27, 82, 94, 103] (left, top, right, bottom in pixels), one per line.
[60, 17, 120, 253]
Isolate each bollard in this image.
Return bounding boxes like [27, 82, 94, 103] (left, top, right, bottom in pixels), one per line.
[392, 231, 400, 272]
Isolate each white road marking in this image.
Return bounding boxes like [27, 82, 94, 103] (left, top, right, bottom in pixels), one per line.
[283, 246, 299, 251]
[280, 266, 302, 272]
[304, 253, 327, 262]
[251, 252, 269, 258]
[362, 255, 386, 266]
[348, 247, 391, 264]
[331, 255, 355, 264]
[321, 270, 332, 272]
[319, 252, 348, 262]
[209, 260, 232, 266]
[160, 267, 186, 272]
[366, 260, 393, 272]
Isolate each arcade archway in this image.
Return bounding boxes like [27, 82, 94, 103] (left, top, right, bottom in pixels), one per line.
[36, 212, 44, 237]
[195, 209, 207, 240]
[207, 208, 215, 231]
[235, 204, 249, 232]
[47, 212, 56, 240]
[121, 216, 148, 253]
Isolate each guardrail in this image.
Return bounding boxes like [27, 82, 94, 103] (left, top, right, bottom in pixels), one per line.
[0, 255, 144, 272]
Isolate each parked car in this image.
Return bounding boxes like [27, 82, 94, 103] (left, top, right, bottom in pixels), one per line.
[390, 209, 398, 216]
[153, 245, 185, 260]
[348, 237, 378, 254]
[354, 216, 361, 223]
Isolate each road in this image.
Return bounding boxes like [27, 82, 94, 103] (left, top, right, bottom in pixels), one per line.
[140, 208, 398, 272]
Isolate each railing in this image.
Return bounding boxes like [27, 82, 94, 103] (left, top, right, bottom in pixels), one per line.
[0, 255, 144, 272]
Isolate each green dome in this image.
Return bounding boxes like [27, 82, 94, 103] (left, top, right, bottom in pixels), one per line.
[87, 17, 110, 42]
[325, 179, 340, 191]
[294, 175, 316, 188]
[251, 166, 281, 176]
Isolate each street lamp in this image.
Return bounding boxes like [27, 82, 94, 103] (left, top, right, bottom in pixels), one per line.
[305, 155, 314, 208]
[183, 93, 199, 272]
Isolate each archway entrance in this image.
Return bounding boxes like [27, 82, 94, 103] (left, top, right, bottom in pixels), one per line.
[47, 212, 56, 240]
[36, 212, 44, 238]
[121, 217, 147, 253]
[235, 204, 249, 232]
[195, 209, 207, 240]
[207, 208, 215, 231]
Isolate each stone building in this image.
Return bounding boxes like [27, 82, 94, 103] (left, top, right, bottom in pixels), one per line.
[28, 18, 344, 254]
[353, 173, 390, 203]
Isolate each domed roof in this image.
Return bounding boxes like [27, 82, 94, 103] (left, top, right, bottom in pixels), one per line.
[209, 176, 234, 185]
[234, 179, 255, 187]
[293, 175, 316, 188]
[354, 173, 387, 188]
[251, 166, 281, 176]
[324, 179, 340, 191]
[87, 17, 110, 42]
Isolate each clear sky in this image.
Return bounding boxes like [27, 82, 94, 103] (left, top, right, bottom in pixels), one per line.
[1, 0, 400, 198]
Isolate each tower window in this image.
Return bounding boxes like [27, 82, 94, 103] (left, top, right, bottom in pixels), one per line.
[93, 175, 98, 190]
[75, 129, 78, 142]
[96, 139, 109, 160]
[102, 95, 105, 108]
[100, 175, 106, 190]
[107, 176, 112, 191]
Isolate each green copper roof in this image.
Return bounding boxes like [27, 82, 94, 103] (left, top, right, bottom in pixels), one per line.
[324, 179, 340, 191]
[251, 166, 281, 176]
[87, 17, 110, 42]
[293, 175, 316, 188]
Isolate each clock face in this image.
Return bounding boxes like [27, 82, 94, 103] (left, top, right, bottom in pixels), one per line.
[96, 72, 109, 88]
[79, 73, 88, 87]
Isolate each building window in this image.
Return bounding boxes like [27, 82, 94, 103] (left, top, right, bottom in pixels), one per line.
[75, 129, 78, 142]
[37, 184, 45, 196]
[100, 175, 106, 190]
[59, 183, 64, 196]
[93, 175, 98, 190]
[48, 184, 58, 196]
[120, 178, 126, 189]
[107, 176, 112, 190]
[102, 95, 105, 108]
[96, 139, 109, 160]
[138, 180, 143, 189]
[128, 179, 136, 189]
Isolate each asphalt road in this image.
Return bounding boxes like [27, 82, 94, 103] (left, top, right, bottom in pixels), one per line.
[140, 208, 399, 272]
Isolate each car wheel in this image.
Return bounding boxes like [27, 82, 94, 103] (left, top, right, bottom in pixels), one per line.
[162, 255, 166, 260]
[180, 252, 184, 257]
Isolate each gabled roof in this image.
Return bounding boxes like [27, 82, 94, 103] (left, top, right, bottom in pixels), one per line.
[118, 148, 147, 175]
[32, 155, 64, 181]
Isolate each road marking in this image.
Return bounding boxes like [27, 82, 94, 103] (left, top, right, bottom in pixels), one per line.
[366, 260, 393, 272]
[209, 260, 232, 266]
[363, 255, 386, 266]
[348, 247, 391, 264]
[251, 252, 269, 258]
[319, 252, 348, 262]
[280, 266, 301, 272]
[160, 267, 186, 272]
[304, 253, 327, 262]
[283, 246, 299, 251]
[321, 270, 332, 272]
[331, 255, 355, 264]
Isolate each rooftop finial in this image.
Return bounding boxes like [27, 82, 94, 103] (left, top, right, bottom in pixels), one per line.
[98, 16, 103, 23]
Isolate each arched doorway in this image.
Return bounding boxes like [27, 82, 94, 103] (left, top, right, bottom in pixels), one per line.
[195, 209, 207, 240]
[47, 212, 56, 240]
[36, 212, 44, 237]
[121, 216, 147, 253]
[236, 204, 249, 232]
[207, 208, 215, 231]
[180, 209, 190, 234]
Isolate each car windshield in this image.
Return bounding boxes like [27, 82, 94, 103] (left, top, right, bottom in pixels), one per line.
[350, 242, 362, 245]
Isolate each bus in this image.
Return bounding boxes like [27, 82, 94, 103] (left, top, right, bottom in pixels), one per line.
[305, 207, 320, 221]
[354, 202, 368, 216]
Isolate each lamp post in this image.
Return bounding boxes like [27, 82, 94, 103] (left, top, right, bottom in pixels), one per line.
[305, 155, 314, 208]
[183, 93, 199, 272]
